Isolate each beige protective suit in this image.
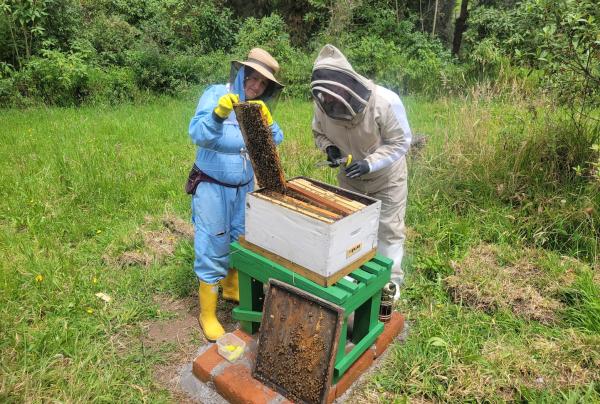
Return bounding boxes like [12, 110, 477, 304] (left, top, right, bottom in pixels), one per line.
[311, 45, 411, 295]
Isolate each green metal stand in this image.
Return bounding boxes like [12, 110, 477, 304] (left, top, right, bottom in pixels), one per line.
[230, 241, 392, 382]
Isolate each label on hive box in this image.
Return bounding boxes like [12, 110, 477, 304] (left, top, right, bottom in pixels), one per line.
[346, 242, 363, 258]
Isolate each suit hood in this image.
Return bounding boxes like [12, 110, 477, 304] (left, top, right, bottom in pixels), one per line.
[311, 45, 374, 125]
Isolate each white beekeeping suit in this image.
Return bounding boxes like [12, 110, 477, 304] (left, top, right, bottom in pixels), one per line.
[311, 44, 412, 299]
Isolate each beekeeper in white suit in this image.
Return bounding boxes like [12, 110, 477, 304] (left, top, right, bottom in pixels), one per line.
[311, 44, 411, 300]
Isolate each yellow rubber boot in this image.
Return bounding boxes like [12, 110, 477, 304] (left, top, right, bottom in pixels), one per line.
[221, 269, 239, 303]
[198, 282, 225, 342]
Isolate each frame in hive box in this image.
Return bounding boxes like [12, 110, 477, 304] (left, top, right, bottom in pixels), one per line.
[243, 176, 381, 286]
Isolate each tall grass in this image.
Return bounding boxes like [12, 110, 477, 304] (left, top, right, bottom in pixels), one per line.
[408, 95, 599, 262]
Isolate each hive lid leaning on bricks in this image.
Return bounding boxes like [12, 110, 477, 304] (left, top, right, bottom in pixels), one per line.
[233, 102, 381, 286]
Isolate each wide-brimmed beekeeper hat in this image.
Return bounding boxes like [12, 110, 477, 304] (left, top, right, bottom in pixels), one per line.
[233, 48, 283, 88]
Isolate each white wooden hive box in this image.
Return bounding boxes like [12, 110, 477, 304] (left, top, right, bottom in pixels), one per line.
[244, 177, 381, 285]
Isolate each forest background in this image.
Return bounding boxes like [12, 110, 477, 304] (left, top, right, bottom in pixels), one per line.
[0, 0, 597, 108]
[1, 0, 599, 402]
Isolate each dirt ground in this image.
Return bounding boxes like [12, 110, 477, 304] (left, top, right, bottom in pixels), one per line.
[144, 293, 239, 402]
[104, 214, 194, 268]
[445, 244, 575, 324]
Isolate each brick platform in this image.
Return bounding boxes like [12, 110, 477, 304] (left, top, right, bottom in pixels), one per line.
[192, 312, 404, 404]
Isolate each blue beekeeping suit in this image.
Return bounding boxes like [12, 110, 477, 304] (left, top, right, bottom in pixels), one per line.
[188, 66, 284, 284]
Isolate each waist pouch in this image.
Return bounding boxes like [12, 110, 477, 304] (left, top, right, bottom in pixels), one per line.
[185, 164, 252, 195]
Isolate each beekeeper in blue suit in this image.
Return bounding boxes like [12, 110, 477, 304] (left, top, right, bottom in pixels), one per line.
[187, 48, 284, 341]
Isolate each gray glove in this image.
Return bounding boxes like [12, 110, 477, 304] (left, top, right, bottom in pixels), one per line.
[326, 145, 342, 167]
[345, 160, 370, 178]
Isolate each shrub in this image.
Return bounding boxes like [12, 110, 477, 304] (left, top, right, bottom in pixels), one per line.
[279, 49, 312, 99]
[170, 51, 230, 86]
[234, 14, 295, 63]
[345, 36, 402, 81]
[85, 66, 138, 105]
[0, 62, 18, 106]
[341, 33, 465, 98]
[126, 46, 231, 94]
[87, 15, 141, 66]
[157, 0, 238, 53]
[126, 45, 181, 94]
[0, 77, 19, 107]
[15, 49, 89, 106]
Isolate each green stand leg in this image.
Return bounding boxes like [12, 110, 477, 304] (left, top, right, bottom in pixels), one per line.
[352, 290, 382, 343]
[249, 277, 264, 333]
[233, 271, 264, 334]
[333, 317, 348, 384]
[237, 272, 264, 334]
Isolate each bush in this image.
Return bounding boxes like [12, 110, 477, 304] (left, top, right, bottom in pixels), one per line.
[87, 15, 141, 66]
[0, 63, 19, 106]
[171, 51, 230, 86]
[279, 49, 312, 99]
[85, 67, 138, 105]
[126, 46, 231, 94]
[234, 14, 295, 63]
[341, 33, 465, 98]
[15, 49, 89, 106]
[126, 45, 182, 94]
[0, 77, 19, 107]
[155, 0, 238, 53]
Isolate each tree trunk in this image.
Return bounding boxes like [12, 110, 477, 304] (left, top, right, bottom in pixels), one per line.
[452, 0, 469, 56]
[431, 0, 439, 36]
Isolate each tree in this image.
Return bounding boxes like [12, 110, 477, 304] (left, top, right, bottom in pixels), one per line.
[0, 0, 51, 68]
[452, 0, 468, 56]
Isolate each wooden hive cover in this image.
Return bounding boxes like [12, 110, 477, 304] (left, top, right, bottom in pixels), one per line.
[234, 102, 287, 193]
[253, 279, 343, 404]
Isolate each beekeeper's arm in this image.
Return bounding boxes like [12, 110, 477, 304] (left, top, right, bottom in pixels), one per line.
[364, 98, 412, 173]
[189, 86, 238, 147]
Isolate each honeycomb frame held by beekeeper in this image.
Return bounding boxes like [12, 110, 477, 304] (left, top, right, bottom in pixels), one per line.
[186, 48, 284, 341]
[311, 44, 412, 300]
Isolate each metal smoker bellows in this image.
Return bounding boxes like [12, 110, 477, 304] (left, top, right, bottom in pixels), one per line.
[379, 282, 396, 322]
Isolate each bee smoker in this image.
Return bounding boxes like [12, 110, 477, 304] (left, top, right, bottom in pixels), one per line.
[379, 282, 396, 322]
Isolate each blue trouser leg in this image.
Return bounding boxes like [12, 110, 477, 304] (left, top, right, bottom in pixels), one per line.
[191, 181, 253, 284]
[192, 182, 231, 284]
[230, 181, 253, 242]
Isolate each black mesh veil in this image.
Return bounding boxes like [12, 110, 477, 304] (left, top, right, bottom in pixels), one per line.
[311, 68, 371, 121]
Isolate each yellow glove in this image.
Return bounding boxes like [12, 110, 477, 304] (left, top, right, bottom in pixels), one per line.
[248, 100, 273, 126]
[214, 93, 240, 119]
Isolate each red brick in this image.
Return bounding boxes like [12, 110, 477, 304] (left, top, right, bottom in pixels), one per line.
[233, 329, 255, 345]
[334, 347, 375, 398]
[325, 384, 337, 404]
[374, 312, 405, 358]
[214, 363, 279, 404]
[192, 345, 227, 383]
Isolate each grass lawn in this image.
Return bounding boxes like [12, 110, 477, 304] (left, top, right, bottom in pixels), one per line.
[1, 94, 598, 402]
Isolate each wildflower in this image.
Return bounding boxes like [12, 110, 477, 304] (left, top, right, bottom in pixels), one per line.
[96, 230, 102, 234]
[86, 308, 94, 314]
[35, 274, 44, 283]
[92, 277, 98, 284]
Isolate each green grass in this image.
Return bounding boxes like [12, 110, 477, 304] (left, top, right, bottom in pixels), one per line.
[1, 95, 599, 402]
